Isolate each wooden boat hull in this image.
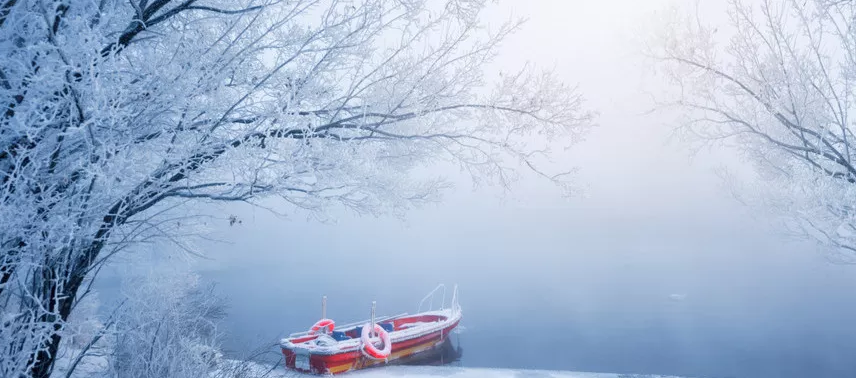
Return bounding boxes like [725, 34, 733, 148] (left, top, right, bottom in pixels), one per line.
[280, 285, 462, 375]
[282, 317, 460, 374]
[281, 308, 461, 375]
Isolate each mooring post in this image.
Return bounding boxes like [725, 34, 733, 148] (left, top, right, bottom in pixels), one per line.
[322, 295, 327, 320]
[371, 301, 376, 337]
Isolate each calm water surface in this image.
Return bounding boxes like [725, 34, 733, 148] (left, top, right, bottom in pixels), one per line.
[90, 186, 856, 378]
[172, 202, 856, 378]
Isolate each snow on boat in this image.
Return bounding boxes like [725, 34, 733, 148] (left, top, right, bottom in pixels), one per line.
[280, 285, 462, 375]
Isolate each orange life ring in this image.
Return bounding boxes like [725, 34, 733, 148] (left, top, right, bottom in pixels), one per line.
[309, 319, 334, 335]
[360, 323, 391, 360]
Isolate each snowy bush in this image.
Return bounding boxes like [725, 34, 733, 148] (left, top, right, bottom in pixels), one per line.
[108, 269, 226, 378]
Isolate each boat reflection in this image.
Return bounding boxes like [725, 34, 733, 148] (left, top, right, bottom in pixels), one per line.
[391, 336, 463, 367]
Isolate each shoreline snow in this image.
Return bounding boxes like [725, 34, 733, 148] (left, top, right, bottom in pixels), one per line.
[216, 360, 689, 378]
[54, 346, 690, 378]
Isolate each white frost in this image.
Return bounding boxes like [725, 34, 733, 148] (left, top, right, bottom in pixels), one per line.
[212, 363, 689, 378]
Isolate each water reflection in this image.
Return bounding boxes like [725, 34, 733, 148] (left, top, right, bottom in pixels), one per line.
[392, 337, 463, 368]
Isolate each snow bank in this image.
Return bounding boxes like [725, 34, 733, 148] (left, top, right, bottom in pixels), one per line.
[57, 353, 688, 378]
[56, 345, 687, 378]
[216, 360, 688, 378]
[323, 366, 685, 378]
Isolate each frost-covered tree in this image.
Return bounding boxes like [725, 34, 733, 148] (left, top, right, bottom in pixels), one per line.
[650, 0, 856, 262]
[0, 1, 593, 377]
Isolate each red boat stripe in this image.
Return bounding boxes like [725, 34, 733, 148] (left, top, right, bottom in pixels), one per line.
[325, 337, 445, 374]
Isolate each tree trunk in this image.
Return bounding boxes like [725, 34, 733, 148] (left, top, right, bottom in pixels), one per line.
[27, 253, 92, 378]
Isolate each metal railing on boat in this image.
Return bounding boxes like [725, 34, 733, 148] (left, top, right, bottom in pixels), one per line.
[418, 284, 460, 315]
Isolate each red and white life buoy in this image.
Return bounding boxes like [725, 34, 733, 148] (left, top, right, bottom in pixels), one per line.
[308, 319, 335, 335]
[360, 323, 391, 360]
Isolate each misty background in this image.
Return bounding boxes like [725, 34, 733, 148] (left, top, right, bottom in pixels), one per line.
[93, 1, 856, 378]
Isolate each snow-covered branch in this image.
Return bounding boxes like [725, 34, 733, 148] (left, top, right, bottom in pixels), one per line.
[650, 0, 856, 259]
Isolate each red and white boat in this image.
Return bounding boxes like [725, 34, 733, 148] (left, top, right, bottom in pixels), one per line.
[280, 285, 462, 375]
